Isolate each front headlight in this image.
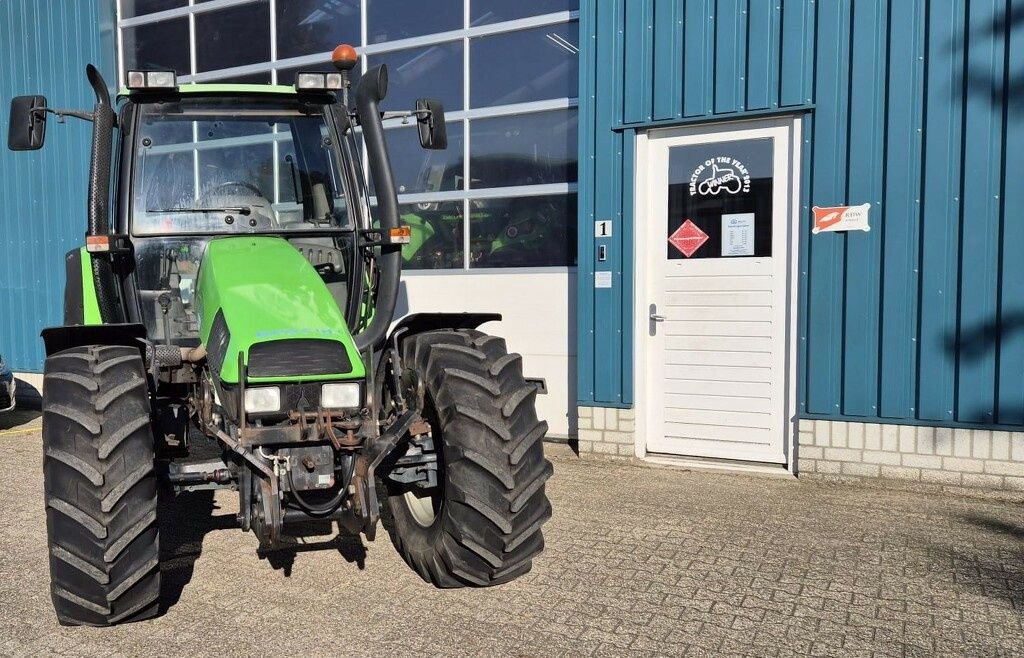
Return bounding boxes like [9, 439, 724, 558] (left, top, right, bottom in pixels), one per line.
[321, 382, 361, 409]
[244, 386, 281, 414]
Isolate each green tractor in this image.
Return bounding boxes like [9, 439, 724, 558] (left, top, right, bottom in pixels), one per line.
[8, 47, 552, 626]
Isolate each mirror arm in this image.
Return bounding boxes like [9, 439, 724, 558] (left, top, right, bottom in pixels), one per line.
[32, 107, 96, 124]
[380, 109, 433, 124]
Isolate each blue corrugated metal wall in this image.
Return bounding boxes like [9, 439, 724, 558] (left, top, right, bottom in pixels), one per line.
[0, 0, 115, 372]
[578, 0, 1024, 430]
[577, 0, 815, 407]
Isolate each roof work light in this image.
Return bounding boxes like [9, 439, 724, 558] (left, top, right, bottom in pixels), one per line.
[125, 70, 178, 90]
[295, 72, 346, 91]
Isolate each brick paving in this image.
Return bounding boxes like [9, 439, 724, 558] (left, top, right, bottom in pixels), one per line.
[0, 420, 1022, 656]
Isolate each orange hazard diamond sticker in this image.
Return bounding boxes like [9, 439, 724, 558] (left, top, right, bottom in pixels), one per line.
[668, 219, 708, 258]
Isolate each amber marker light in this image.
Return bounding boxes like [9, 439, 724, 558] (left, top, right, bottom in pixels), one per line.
[331, 44, 359, 72]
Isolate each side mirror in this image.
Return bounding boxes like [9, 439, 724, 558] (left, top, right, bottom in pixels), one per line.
[8, 95, 48, 151]
[415, 99, 447, 150]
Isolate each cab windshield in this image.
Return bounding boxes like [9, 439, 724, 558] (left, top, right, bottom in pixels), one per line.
[131, 97, 353, 235]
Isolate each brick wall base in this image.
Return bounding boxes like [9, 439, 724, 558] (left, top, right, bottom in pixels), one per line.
[798, 419, 1024, 493]
[576, 406, 636, 458]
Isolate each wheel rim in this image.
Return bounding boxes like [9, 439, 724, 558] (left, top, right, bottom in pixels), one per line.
[403, 489, 440, 527]
[402, 392, 444, 528]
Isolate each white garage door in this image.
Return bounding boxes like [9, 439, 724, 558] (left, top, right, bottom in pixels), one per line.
[638, 120, 798, 465]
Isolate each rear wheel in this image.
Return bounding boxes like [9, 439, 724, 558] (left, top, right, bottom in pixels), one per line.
[42, 345, 160, 626]
[382, 329, 553, 587]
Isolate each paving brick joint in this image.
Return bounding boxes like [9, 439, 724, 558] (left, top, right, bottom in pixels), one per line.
[1, 421, 1022, 656]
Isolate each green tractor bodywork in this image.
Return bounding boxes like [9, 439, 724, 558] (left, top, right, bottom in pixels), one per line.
[196, 237, 365, 384]
[14, 58, 551, 628]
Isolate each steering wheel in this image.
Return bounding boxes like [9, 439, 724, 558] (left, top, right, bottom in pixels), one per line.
[203, 181, 267, 200]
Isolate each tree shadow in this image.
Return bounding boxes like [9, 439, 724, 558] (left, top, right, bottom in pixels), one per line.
[257, 521, 368, 577]
[957, 4, 1024, 113]
[157, 489, 236, 614]
[947, 310, 1024, 422]
[949, 512, 1024, 609]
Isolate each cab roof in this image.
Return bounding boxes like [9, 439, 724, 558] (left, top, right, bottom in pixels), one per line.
[117, 83, 300, 100]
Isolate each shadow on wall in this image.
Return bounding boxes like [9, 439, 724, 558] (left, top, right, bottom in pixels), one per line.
[956, 4, 1024, 112]
[937, 6, 1024, 425]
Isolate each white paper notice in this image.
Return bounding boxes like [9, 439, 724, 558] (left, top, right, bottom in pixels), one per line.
[594, 271, 612, 289]
[722, 213, 755, 256]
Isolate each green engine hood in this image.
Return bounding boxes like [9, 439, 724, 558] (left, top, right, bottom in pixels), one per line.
[196, 236, 364, 384]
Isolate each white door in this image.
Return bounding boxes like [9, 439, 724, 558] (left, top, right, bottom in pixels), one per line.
[638, 120, 798, 465]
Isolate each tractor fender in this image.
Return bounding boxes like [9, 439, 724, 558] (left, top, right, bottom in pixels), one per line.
[41, 323, 147, 358]
[387, 312, 501, 350]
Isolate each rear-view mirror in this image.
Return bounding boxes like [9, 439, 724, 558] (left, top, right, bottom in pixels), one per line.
[416, 99, 447, 151]
[8, 95, 48, 151]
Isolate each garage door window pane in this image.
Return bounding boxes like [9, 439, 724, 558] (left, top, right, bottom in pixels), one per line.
[471, 23, 578, 107]
[402, 202, 464, 270]
[121, 0, 186, 19]
[195, 2, 271, 73]
[276, 0, 360, 60]
[123, 19, 190, 75]
[470, 111, 577, 189]
[470, 194, 577, 268]
[384, 123, 464, 196]
[368, 0, 462, 44]
[368, 42, 463, 112]
[471, 0, 578, 26]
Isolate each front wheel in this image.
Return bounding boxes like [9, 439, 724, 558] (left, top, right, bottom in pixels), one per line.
[382, 329, 553, 587]
[42, 345, 160, 626]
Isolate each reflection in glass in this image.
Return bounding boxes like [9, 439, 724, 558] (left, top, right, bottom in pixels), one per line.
[469, 194, 577, 268]
[121, 0, 186, 19]
[401, 202, 464, 270]
[470, 111, 577, 189]
[385, 123, 464, 196]
[276, 0, 360, 60]
[471, 23, 578, 107]
[211, 71, 273, 84]
[367, 0, 462, 44]
[195, 2, 271, 72]
[123, 19, 190, 75]
[471, 0, 578, 26]
[368, 42, 463, 111]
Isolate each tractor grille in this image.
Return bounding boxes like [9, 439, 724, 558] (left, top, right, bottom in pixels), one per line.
[247, 339, 352, 378]
[206, 311, 231, 376]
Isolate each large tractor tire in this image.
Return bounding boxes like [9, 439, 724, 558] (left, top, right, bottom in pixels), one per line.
[383, 329, 553, 587]
[42, 345, 160, 626]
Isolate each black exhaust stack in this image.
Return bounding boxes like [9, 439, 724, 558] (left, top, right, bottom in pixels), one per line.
[354, 64, 400, 353]
[84, 64, 122, 323]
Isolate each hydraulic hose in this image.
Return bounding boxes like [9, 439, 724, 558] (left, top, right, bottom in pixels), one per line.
[354, 65, 401, 353]
[84, 64, 122, 323]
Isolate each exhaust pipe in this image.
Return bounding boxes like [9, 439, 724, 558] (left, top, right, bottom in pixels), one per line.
[354, 65, 401, 354]
[84, 64, 122, 323]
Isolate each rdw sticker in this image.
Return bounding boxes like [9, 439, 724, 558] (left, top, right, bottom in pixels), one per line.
[812, 203, 871, 234]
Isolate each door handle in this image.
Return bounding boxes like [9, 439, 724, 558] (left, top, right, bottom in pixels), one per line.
[648, 304, 665, 336]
